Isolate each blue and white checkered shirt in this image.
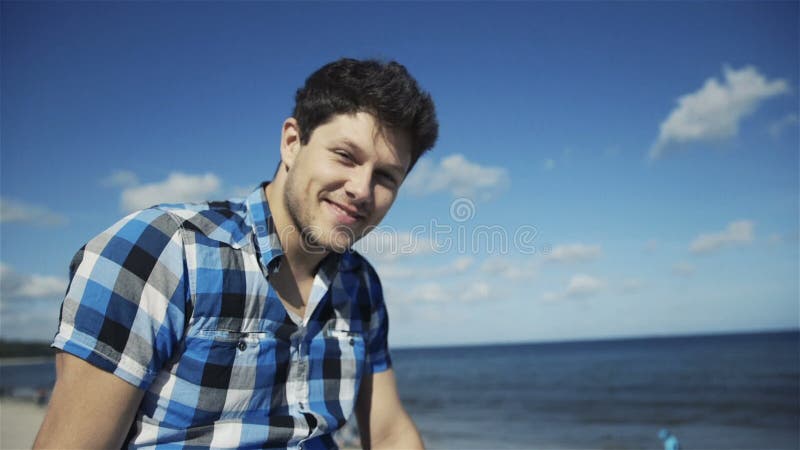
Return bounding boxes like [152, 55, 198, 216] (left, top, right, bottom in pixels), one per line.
[52, 182, 392, 449]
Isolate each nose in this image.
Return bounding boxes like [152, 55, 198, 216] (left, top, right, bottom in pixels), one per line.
[344, 167, 372, 206]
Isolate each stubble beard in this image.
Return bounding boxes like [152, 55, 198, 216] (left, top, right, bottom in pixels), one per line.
[283, 177, 356, 254]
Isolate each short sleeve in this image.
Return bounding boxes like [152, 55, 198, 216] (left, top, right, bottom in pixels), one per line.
[52, 208, 188, 390]
[363, 265, 391, 374]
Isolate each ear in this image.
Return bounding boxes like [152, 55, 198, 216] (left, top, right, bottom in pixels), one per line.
[280, 118, 302, 170]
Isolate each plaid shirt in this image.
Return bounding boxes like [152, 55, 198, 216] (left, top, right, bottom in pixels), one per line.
[52, 182, 392, 449]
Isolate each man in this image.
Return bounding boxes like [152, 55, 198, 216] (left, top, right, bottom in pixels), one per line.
[34, 58, 438, 449]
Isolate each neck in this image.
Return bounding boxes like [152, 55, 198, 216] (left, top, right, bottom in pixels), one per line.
[264, 181, 328, 278]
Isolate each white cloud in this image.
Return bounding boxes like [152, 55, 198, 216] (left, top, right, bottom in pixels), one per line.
[354, 229, 440, 262]
[375, 265, 418, 280]
[689, 220, 754, 254]
[672, 261, 695, 277]
[101, 170, 139, 188]
[404, 154, 510, 200]
[643, 239, 659, 254]
[0, 304, 61, 341]
[452, 256, 474, 272]
[0, 197, 67, 226]
[650, 66, 790, 160]
[545, 243, 602, 263]
[480, 256, 538, 280]
[120, 172, 221, 212]
[409, 282, 449, 303]
[0, 265, 64, 340]
[0, 263, 68, 301]
[565, 274, 605, 297]
[543, 273, 605, 301]
[769, 113, 799, 139]
[401, 279, 492, 303]
[461, 281, 491, 302]
[543, 159, 556, 171]
[374, 256, 474, 280]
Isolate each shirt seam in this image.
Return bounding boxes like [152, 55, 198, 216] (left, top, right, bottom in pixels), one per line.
[153, 206, 196, 354]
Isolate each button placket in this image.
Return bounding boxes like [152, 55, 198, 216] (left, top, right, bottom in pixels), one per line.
[293, 329, 309, 412]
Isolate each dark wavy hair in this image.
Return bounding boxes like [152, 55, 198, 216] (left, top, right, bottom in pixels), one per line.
[293, 58, 438, 173]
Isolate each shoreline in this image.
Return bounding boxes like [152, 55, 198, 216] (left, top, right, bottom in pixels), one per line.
[0, 356, 54, 366]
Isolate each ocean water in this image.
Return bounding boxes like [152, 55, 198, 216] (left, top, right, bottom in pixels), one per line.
[2, 331, 798, 449]
[392, 331, 800, 449]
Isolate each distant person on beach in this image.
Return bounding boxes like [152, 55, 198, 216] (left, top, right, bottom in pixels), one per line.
[34, 58, 437, 449]
[35, 388, 48, 406]
[659, 428, 681, 450]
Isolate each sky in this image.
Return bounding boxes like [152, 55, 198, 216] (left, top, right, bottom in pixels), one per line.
[1, 1, 798, 348]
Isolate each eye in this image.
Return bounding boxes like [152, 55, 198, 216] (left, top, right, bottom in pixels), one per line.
[333, 149, 354, 164]
[376, 171, 399, 188]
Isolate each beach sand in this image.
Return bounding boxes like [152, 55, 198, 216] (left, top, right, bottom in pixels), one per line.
[0, 398, 46, 449]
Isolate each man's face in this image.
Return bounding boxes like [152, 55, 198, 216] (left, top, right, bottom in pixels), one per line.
[283, 112, 412, 252]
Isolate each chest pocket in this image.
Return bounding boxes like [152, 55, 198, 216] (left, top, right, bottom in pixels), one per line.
[151, 328, 285, 428]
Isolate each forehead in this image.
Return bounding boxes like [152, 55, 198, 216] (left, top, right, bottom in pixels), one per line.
[311, 112, 412, 170]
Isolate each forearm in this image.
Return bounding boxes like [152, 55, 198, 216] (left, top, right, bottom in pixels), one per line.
[368, 410, 424, 450]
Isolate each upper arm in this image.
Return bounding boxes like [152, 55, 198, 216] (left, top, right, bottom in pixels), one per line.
[34, 351, 145, 449]
[37, 209, 188, 446]
[355, 369, 423, 449]
[53, 208, 188, 388]
[354, 260, 423, 448]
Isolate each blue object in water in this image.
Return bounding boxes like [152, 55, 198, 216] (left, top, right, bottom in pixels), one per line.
[658, 429, 681, 450]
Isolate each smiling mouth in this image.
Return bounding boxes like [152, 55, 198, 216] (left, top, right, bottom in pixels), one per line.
[323, 199, 366, 224]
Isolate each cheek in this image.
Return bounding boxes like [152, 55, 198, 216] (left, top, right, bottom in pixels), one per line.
[372, 189, 397, 216]
[316, 164, 350, 189]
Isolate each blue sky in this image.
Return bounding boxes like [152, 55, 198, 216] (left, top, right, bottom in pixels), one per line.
[2, 2, 798, 347]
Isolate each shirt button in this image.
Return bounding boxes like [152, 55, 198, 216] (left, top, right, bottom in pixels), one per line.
[237, 341, 247, 351]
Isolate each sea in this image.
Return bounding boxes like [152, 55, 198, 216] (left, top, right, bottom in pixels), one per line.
[2, 331, 798, 449]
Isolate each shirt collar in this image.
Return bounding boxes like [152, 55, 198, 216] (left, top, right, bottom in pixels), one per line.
[245, 181, 283, 274]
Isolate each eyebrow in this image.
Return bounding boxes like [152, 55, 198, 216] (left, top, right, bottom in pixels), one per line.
[338, 139, 406, 179]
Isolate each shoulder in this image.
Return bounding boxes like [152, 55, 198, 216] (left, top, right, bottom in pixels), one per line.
[340, 249, 385, 303]
[71, 207, 187, 285]
[75, 197, 249, 274]
[82, 207, 183, 257]
[151, 198, 251, 247]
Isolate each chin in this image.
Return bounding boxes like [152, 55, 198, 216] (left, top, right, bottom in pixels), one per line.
[330, 229, 362, 251]
[300, 226, 359, 254]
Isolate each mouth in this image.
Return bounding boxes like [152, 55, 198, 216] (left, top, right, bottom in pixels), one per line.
[323, 199, 366, 225]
